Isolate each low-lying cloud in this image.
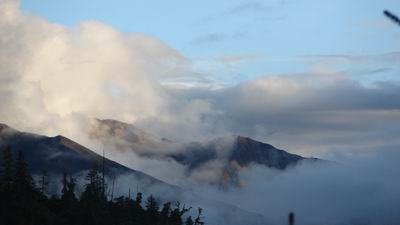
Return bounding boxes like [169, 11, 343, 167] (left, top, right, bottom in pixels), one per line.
[190, 149, 400, 225]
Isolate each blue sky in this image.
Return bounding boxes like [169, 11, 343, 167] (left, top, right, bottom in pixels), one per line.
[21, 0, 400, 84]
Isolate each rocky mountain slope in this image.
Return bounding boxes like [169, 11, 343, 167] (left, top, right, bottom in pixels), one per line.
[0, 122, 271, 225]
[90, 119, 319, 186]
[0, 123, 173, 192]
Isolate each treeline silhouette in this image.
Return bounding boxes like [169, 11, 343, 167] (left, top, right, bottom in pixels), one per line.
[0, 145, 205, 225]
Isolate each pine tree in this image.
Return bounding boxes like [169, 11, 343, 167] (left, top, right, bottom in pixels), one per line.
[194, 208, 205, 225]
[61, 171, 68, 198]
[66, 175, 76, 200]
[0, 145, 208, 225]
[38, 169, 49, 195]
[0, 146, 14, 225]
[80, 167, 110, 225]
[134, 191, 144, 214]
[145, 195, 160, 225]
[61, 171, 77, 206]
[185, 216, 194, 225]
[81, 166, 105, 202]
[14, 151, 35, 196]
[288, 212, 295, 225]
[132, 191, 145, 225]
[160, 202, 172, 225]
[1, 145, 13, 191]
[13, 152, 47, 225]
[169, 202, 191, 225]
[136, 191, 143, 205]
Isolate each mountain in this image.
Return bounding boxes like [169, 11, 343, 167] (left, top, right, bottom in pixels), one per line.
[0, 123, 174, 192]
[90, 119, 320, 186]
[170, 135, 313, 170]
[0, 123, 271, 225]
[89, 119, 173, 156]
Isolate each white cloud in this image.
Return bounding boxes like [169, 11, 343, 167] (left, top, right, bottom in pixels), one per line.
[0, 0, 216, 146]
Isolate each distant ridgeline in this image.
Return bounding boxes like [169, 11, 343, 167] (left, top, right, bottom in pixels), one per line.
[0, 123, 177, 194]
[0, 145, 205, 225]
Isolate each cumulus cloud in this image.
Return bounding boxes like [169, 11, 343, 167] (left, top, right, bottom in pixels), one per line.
[163, 72, 400, 157]
[0, 0, 216, 146]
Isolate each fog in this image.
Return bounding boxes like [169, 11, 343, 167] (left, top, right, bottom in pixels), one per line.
[33, 147, 400, 225]
[101, 148, 400, 225]
[179, 149, 400, 225]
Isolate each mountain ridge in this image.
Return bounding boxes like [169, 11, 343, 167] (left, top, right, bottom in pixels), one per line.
[0, 123, 175, 191]
[91, 119, 321, 186]
[0, 122, 273, 225]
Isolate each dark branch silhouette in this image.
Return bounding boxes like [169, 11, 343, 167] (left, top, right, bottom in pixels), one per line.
[384, 10, 400, 26]
[288, 212, 295, 225]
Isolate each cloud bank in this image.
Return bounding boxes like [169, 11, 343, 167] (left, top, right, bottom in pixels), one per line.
[191, 149, 400, 225]
[0, 0, 216, 145]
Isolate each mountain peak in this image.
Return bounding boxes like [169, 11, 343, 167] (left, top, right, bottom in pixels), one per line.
[236, 135, 253, 145]
[0, 123, 9, 131]
[95, 118, 130, 128]
[0, 125, 174, 190]
[90, 118, 168, 151]
[53, 135, 96, 156]
[229, 135, 304, 169]
[234, 135, 276, 149]
[0, 123, 9, 128]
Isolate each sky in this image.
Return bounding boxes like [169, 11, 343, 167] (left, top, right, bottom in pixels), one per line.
[2, 2, 400, 224]
[21, 0, 400, 84]
[0, 0, 399, 158]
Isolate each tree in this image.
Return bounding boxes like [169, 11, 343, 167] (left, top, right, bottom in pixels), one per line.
[14, 151, 35, 196]
[61, 171, 68, 198]
[80, 166, 110, 225]
[136, 191, 143, 205]
[61, 171, 77, 206]
[9, 152, 49, 225]
[38, 169, 49, 195]
[160, 202, 172, 225]
[0, 146, 14, 225]
[1, 145, 13, 191]
[131, 191, 145, 225]
[81, 166, 105, 203]
[0, 147, 207, 225]
[194, 208, 205, 225]
[66, 175, 76, 200]
[145, 195, 160, 225]
[185, 216, 194, 225]
[288, 212, 295, 225]
[169, 202, 191, 225]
